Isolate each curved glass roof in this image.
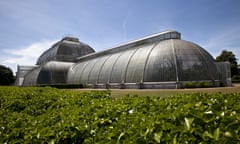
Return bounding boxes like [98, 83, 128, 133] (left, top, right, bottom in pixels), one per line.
[36, 37, 95, 65]
[67, 37, 219, 86]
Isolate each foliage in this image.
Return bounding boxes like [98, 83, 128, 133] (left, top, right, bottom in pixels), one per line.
[0, 65, 15, 85]
[232, 75, 240, 83]
[0, 87, 240, 143]
[183, 81, 213, 88]
[39, 84, 83, 89]
[216, 50, 239, 77]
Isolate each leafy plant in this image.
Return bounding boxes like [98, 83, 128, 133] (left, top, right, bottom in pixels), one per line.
[183, 81, 213, 88]
[0, 86, 239, 143]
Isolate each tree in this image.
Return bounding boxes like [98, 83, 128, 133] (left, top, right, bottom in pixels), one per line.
[0, 65, 15, 85]
[216, 50, 239, 77]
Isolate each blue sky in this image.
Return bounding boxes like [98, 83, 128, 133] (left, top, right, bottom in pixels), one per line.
[0, 0, 240, 73]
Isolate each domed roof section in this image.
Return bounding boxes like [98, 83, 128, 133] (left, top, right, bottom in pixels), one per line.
[36, 36, 95, 65]
[144, 39, 219, 82]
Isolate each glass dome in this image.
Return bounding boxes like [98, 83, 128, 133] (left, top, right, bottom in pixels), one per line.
[36, 37, 95, 65]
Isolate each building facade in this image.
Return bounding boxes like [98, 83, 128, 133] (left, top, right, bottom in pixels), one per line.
[15, 30, 231, 88]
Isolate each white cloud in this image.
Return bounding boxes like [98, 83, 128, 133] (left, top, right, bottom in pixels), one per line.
[3, 40, 56, 70]
[8, 40, 56, 58]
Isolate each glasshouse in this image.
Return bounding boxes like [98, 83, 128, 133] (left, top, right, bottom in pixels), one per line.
[15, 30, 231, 89]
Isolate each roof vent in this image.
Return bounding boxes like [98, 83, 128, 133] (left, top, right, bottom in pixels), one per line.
[62, 36, 79, 42]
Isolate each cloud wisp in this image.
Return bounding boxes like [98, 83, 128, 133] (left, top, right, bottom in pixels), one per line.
[3, 40, 56, 67]
[202, 26, 240, 62]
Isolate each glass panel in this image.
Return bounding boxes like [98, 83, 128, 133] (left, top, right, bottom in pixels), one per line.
[37, 69, 51, 84]
[170, 32, 178, 39]
[197, 46, 219, 80]
[23, 67, 40, 86]
[144, 41, 176, 82]
[111, 48, 138, 83]
[98, 53, 122, 83]
[125, 44, 154, 83]
[73, 62, 89, 84]
[88, 56, 110, 84]
[67, 64, 77, 83]
[174, 41, 212, 81]
[37, 45, 59, 65]
[67, 62, 87, 84]
[164, 33, 171, 39]
[80, 58, 98, 85]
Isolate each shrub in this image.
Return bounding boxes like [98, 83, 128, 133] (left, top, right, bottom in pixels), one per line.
[184, 81, 213, 88]
[39, 84, 83, 89]
[0, 87, 239, 143]
[232, 75, 240, 83]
